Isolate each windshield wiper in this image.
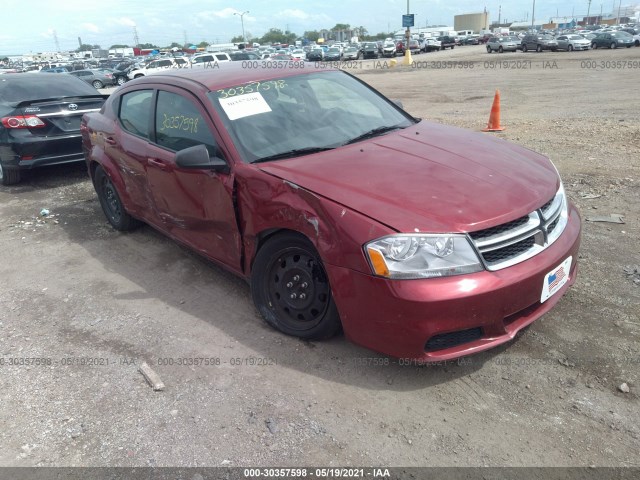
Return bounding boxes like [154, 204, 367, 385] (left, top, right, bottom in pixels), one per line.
[342, 125, 405, 146]
[251, 147, 335, 164]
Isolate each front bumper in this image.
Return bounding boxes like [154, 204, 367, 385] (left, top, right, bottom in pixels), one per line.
[326, 204, 581, 361]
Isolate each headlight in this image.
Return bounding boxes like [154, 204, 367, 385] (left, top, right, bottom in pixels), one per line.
[546, 183, 569, 245]
[365, 234, 483, 279]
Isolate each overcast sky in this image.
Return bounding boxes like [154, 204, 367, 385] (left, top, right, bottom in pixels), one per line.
[1, 0, 638, 55]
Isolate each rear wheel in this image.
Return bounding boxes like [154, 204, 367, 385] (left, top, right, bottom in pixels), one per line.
[251, 232, 341, 340]
[610, 42, 617, 49]
[94, 166, 141, 231]
[0, 163, 21, 186]
[116, 76, 126, 86]
[92, 80, 104, 89]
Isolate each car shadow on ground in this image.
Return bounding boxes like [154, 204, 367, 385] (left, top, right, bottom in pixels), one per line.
[52, 195, 524, 391]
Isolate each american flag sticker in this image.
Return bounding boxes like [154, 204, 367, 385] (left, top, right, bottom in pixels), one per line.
[541, 256, 572, 303]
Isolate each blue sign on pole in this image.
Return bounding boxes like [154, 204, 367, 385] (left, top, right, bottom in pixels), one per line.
[402, 14, 415, 28]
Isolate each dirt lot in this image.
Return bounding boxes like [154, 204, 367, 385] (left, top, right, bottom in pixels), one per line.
[1, 45, 639, 469]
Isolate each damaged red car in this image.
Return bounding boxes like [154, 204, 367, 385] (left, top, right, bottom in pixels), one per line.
[80, 64, 581, 361]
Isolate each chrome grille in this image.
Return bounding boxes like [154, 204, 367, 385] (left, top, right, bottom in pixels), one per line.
[468, 191, 567, 271]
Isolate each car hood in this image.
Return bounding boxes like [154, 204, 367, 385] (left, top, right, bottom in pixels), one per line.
[258, 121, 559, 234]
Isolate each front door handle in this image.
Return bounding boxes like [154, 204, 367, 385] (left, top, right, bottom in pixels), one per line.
[148, 158, 168, 171]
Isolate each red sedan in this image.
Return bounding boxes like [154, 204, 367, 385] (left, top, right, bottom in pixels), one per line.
[80, 63, 581, 361]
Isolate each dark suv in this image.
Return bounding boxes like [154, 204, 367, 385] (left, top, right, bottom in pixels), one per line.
[521, 34, 558, 52]
[361, 42, 379, 59]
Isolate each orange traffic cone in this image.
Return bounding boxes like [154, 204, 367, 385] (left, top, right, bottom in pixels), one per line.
[482, 90, 504, 132]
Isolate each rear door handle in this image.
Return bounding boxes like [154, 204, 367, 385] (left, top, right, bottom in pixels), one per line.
[148, 158, 168, 170]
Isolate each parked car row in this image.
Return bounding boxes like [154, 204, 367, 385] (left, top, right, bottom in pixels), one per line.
[485, 31, 637, 53]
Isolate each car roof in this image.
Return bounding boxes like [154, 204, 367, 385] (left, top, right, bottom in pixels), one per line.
[127, 62, 338, 91]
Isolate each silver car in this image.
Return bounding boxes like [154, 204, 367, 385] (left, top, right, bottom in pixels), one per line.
[342, 46, 360, 60]
[69, 69, 115, 89]
[556, 34, 591, 51]
[486, 36, 520, 53]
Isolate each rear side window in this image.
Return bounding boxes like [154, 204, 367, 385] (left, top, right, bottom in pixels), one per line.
[119, 90, 153, 139]
[154, 90, 218, 155]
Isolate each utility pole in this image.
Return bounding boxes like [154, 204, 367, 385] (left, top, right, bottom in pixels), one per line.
[616, 0, 621, 24]
[53, 30, 60, 52]
[498, 5, 502, 25]
[406, 0, 411, 46]
[587, 0, 592, 26]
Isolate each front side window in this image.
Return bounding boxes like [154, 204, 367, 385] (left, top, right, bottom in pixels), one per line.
[119, 89, 153, 139]
[154, 90, 218, 156]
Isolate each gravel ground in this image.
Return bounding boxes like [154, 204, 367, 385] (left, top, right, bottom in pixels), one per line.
[0, 45, 639, 468]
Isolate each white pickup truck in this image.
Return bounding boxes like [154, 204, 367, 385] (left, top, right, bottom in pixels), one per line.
[127, 57, 189, 79]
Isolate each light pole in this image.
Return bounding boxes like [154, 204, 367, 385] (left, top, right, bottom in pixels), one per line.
[587, 0, 592, 26]
[531, 0, 536, 30]
[234, 10, 249, 44]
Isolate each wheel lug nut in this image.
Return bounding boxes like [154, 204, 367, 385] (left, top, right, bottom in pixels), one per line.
[293, 275, 300, 281]
[290, 293, 297, 299]
[301, 282, 308, 289]
[299, 293, 306, 300]
[286, 282, 293, 288]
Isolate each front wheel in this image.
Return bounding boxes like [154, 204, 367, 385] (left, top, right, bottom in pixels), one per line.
[486, 46, 492, 53]
[94, 166, 141, 231]
[498, 46, 504, 53]
[116, 76, 127, 86]
[522, 44, 528, 52]
[92, 80, 103, 89]
[251, 233, 341, 340]
[592, 42, 598, 49]
[536, 44, 543, 52]
[568, 44, 574, 51]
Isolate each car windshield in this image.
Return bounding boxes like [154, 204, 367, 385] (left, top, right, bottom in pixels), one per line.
[208, 71, 415, 163]
[506, 36, 519, 41]
[0, 73, 99, 103]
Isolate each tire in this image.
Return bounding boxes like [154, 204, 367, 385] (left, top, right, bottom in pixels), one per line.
[498, 46, 503, 53]
[94, 166, 141, 231]
[522, 44, 528, 52]
[251, 232, 341, 340]
[568, 44, 574, 51]
[592, 42, 597, 49]
[451, 45, 454, 49]
[116, 76, 126, 86]
[487, 46, 492, 53]
[610, 42, 617, 49]
[635, 40, 639, 47]
[536, 44, 543, 52]
[92, 80, 104, 89]
[0, 163, 21, 186]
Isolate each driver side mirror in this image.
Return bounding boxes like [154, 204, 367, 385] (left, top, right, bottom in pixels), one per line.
[175, 144, 229, 174]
